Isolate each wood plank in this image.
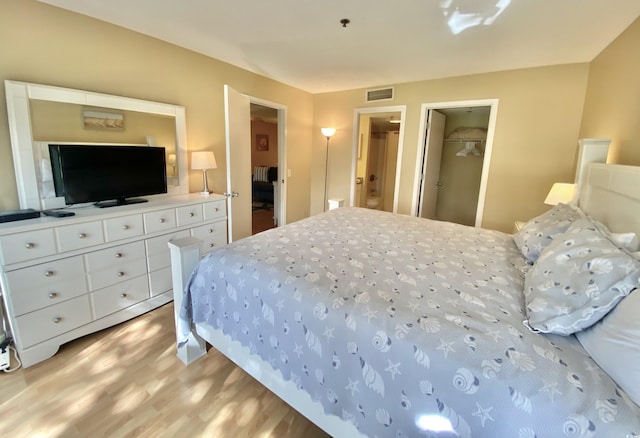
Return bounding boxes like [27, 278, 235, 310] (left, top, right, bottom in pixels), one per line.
[0, 303, 329, 437]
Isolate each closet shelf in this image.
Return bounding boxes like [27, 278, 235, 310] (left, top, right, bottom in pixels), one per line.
[444, 138, 486, 143]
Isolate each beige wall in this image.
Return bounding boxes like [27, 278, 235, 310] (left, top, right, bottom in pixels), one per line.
[313, 64, 590, 232]
[580, 17, 640, 165]
[2, 1, 637, 234]
[436, 143, 483, 226]
[0, 0, 313, 223]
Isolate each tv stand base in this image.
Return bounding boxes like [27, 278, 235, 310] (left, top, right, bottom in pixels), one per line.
[95, 198, 148, 208]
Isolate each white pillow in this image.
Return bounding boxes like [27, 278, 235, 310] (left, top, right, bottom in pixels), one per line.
[576, 289, 640, 406]
[585, 215, 639, 252]
[610, 232, 639, 252]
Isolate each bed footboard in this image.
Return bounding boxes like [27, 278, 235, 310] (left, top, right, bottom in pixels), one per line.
[168, 237, 207, 365]
[167, 237, 364, 436]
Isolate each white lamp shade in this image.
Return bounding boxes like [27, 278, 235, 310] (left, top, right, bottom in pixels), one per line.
[191, 151, 217, 170]
[321, 127, 336, 138]
[544, 183, 576, 205]
[167, 153, 176, 165]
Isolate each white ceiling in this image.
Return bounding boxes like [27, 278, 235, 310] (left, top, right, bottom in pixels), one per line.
[39, 0, 640, 93]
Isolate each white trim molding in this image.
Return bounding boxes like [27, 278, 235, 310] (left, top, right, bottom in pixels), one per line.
[412, 98, 499, 227]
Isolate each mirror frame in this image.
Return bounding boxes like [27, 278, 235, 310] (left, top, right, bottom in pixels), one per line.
[5, 80, 189, 210]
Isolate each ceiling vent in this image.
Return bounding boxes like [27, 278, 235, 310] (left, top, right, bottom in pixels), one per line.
[365, 87, 394, 103]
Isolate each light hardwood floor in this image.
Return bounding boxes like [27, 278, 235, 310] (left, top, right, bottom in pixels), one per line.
[0, 303, 329, 438]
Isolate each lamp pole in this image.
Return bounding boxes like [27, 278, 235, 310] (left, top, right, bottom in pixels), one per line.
[320, 128, 336, 212]
[324, 136, 330, 211]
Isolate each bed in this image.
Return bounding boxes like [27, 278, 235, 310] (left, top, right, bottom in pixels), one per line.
[170, 163, 640, 437]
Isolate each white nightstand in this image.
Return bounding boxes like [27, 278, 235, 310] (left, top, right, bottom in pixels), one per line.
[328, 198, 345, 210]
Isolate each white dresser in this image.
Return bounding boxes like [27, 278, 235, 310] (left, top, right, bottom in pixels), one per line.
[0, 194, 227, 367]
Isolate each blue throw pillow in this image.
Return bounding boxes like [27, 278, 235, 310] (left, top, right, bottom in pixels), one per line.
[513, 203, 581, 263]
[523, 218, 640, 335]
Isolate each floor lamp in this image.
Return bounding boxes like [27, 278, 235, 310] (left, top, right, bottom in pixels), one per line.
[321, 127, 336, 211]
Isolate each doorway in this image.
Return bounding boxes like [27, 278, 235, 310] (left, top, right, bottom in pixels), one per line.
[223, 84, 287, 242]
[250, 103, 279, 234]
[351, 106, 406, 212]
[413, 99, 498, 227]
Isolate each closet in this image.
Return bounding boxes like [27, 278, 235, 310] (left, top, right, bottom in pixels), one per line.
[418, 106, 491, 226]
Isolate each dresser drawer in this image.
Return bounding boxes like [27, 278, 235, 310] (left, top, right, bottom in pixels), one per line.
[176, 204, 204, 226]
[143, 208, 176, 234]
[203, 200, 226, 221]
[149, 266, 172, 296]
[15, 295, 92, 348]
[5, 255, 85, 294]
[191, 222, 227, 255]
[0, 229, 57, 265]
[87, 257, 147, 291]
[145, 229, 189, 272]
[85, 241, 146, 272]
[56, 221, 104, 252]
[104, 214, 144, 242]
[8, 274, 87, 317]
[91, 274, 149, 319]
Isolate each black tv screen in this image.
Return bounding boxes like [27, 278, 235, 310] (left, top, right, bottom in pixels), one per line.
[49, 144, 167, 208]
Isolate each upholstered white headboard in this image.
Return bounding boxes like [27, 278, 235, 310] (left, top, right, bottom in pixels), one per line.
[578, 163, 640, 237]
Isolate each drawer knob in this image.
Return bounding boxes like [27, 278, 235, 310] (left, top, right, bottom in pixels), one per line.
[160, 218, 166, 223]
[45, 270, 54, 277]
[122, 225, 130, 230]
[49, 292, 58, 299]
[53, 317, 62, 324]
[208, 228, 214, 233]
[117, 271, 125, 277]
[189, 212, 195, 217]
[120, 293, 127, 298]
[209, 243, 215, 248]
[214, 207, 219, 212]
[78, 233, 87, 239]
[115, 252, 123, 258]
[25, 242, 36, 249]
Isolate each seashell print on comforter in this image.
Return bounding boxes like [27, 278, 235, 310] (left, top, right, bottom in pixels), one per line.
[179, 207, 640, 437]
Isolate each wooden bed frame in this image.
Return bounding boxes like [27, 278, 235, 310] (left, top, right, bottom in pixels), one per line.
[169, 162, 640, 437]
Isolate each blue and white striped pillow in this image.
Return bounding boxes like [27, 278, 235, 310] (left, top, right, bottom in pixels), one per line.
[253, 166, 269, 182]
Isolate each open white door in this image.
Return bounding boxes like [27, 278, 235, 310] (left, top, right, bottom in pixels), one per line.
[418, 110, 446, 219]
[224, 84, 252, 242]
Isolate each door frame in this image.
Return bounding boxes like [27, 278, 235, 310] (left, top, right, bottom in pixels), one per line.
[411, 99, 499, 227]
[248, 96, 288, 227]
[351, 105, 407, 212]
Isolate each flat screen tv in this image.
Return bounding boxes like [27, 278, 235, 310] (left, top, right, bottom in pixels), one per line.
[49, 144, 167, 208]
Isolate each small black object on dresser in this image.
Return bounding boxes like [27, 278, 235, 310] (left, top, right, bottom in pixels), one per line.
[42, 210, 75, 218]
[0, 208, 41, 223]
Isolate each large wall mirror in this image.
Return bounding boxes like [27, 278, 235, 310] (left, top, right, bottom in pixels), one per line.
[5, 80, 189, 210]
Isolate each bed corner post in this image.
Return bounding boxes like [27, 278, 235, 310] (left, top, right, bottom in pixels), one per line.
[169, 237, 207, 365]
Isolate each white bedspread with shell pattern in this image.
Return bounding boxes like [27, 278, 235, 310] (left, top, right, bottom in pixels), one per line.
[179, 207, 640, 437]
